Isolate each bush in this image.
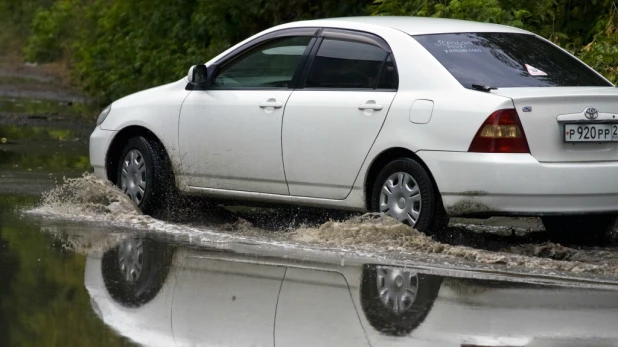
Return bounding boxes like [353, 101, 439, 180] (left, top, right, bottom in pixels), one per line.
[58, 0, 371, 105]
[23, 0, 81, 62]
[16, 0, 618, 106]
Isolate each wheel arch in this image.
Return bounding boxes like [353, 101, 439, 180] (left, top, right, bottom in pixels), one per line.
[363, 147, 443, 210]
[105, 125, 174, 185]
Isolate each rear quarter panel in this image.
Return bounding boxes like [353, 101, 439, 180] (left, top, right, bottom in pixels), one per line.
[353, 87, 514, 201]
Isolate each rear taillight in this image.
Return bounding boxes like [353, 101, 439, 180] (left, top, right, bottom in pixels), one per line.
[468, 109, 530, 153]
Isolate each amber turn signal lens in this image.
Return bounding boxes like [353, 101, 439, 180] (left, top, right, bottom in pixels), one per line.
[479, 124, 522, 138]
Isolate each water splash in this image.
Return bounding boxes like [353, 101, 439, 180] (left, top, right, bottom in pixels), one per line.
[31, 172, 141, 219]
[26, 174, 618, 279]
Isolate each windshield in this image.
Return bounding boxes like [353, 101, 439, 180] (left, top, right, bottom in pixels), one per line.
[413, 32, 612, 89]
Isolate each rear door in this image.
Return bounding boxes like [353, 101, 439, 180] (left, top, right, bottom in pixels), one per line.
[282, 29, 397, 199]
[414, 32, 618, 163]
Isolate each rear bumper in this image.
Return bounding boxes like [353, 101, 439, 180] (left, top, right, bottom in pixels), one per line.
[417, 151, 618, 216]
[89, 127, 117, 180]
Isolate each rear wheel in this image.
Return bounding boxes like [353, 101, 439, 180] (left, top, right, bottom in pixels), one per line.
[541, 215, 617, 245]
[116, 136, 175, 216]
[370, 158, 448, 234]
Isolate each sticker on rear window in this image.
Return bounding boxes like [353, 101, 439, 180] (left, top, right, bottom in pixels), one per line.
[525, 64, 548, 76]
[435, 40, 482, 54]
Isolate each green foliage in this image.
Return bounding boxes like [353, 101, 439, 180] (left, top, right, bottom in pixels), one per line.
[20, 0, 372, 105]
[0, 0, 54, 35]
[24, 0, 82, 62]
[69, 0, 206, 104]
[5, 0, 617, 105]
[578, 2, 618, 83]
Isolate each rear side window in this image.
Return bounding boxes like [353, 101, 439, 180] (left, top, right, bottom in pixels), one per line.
[413, 33, 612, 89]
[377, 55, 398, 89]
[305, 39, 395, 89]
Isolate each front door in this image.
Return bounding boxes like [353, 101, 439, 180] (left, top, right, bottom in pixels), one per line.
[282, 34, 398, 199]
[179, 35, 314, 194]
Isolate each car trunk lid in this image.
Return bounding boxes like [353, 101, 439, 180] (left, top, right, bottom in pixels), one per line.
[492, 87, 618, 162]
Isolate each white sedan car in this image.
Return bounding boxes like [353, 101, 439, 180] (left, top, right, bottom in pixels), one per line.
[90, 16, 618, 238]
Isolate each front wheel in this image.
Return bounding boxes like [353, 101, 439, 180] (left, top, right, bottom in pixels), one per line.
[370, 158, 448, 234]
[116, 136, 174, 216]
[101, 237, 175, 307]
[541, 215, 617, 245]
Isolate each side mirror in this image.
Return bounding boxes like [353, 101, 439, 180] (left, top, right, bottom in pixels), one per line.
[187, 65, 208, 86]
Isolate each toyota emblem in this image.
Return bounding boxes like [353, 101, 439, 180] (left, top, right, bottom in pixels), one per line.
[584, 107, 599, 119]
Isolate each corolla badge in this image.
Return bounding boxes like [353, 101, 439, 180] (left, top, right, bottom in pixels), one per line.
[584, 107, 599, 119]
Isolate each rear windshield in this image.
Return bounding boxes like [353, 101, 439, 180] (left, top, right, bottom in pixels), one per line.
[413, 33, 612, 89]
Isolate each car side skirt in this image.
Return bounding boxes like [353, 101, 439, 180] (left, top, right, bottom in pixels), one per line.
[185, 186, 367, 212]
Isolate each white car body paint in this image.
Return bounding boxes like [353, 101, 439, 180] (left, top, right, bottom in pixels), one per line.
[89, 16, 618, 216]
[492, 87, 618, 162]
[409, 100, 434, 124]
[282, 90, 396, 199]
[179, 90, 292, 194]
[93, 79, 191, 185]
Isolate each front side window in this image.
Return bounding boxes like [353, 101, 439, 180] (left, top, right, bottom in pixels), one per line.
[413, 33, 612, 89]
[305, 38, 392, 89]
[214, 36, 312, 88]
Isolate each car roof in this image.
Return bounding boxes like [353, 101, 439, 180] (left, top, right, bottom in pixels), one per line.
[288, 16, 530, 36]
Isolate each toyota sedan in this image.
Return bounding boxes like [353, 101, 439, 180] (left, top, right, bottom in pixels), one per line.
[90, 16, 618, 239]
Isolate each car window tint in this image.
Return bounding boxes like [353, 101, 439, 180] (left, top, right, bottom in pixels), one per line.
[305, 39, 388, 89]
[215, 36, 312, 88]
[413, 33, 612, 89]
[376, 54, 398, 89]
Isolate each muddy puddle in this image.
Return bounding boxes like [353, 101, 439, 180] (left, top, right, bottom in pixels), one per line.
[17, 172, 618, 283]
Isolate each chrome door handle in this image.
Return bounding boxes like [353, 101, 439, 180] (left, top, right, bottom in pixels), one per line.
[358, 103, 383, 111]
[259, 102, 283, 109]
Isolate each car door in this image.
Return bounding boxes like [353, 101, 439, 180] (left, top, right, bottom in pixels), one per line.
[282, 29, 398, 199]
[179, 32, 316, 194]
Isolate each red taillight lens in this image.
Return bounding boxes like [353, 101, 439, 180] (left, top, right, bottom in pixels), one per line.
[468, 109, 530, 153]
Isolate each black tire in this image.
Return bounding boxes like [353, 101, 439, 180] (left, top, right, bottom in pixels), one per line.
[370, 158, 448, 234]
[541, 215, 617, 245]
[116, 136, 175, 216]
[360, 265, 442, 336]
[101, 237, 175, 307]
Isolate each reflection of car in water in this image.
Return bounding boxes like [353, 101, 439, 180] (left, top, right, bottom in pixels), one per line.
[86, 236, 618, 347]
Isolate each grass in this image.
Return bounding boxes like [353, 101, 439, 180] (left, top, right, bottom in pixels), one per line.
[0, 124, 79, 141]
[0, 75, 50, 85]
[0, 97, 94, 118]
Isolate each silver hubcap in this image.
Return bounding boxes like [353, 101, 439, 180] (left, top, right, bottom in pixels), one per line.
[118, 238, 144, 282]
[379, 172, 422, 226]
[376, 266, 419, 315]
[120, 149, 147, 205]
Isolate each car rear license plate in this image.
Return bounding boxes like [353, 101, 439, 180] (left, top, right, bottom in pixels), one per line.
[564, 123, 618, 143]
